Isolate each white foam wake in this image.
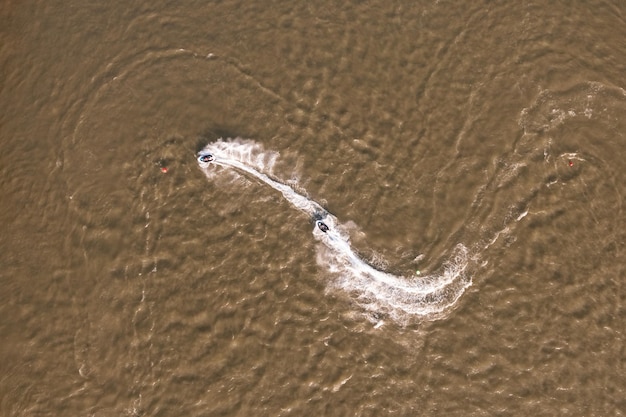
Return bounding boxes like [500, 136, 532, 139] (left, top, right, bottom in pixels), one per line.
[197, 139, 471, 324]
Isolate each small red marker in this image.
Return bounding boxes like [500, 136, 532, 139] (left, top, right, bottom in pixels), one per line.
[161, 166, 168, 173]
[568, 160, 573, 167]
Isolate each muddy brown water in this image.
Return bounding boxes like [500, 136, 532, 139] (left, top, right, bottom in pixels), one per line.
[1, 1, 625, 415]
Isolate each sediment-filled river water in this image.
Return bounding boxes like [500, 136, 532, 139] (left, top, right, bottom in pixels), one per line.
[1, 1, 624, 415]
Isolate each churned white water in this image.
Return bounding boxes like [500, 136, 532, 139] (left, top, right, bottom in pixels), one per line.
[197, 139, 472, 324]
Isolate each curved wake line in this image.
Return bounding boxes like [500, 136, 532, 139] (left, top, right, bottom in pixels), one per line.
[197, 139, 472, 324]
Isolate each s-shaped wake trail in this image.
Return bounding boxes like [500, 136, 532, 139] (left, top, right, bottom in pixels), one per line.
[197, 139, 472, 325]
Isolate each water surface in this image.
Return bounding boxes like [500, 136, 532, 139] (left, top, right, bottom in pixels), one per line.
[1, 1, 624, 415]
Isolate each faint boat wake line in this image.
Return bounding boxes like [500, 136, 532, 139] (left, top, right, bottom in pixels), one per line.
[197, 139, 472, 325]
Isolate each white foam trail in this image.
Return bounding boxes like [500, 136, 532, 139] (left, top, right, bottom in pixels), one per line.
[197, 139, 471, 324]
